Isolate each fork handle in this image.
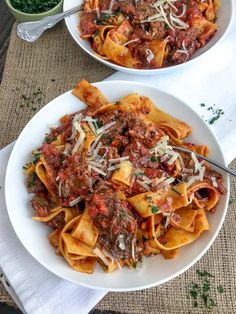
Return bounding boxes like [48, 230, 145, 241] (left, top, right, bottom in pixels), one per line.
[17, 5, 83, 43]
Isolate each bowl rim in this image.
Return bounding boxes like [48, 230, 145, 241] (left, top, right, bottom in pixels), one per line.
[6, 0, 64, 17]
[64, 0, 234, 74]
[5, 80, 230, 291]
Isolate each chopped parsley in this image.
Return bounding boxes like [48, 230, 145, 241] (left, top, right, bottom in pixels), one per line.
[142, 235, 149, 242]
[199, 103, 224, 125]
[19, 88, 44, 113]
[96, 118, 102, 128]
[188, 270, 224, 310]
[96, 13, 116, 24]
[228, 198, 234, 205]
[151, 205, 159, 213]
[217, 285, 224, 293]
[96, 9, 122, 24]
[196, 269, 214, 278]
[28, 172, 37, 188]
[135, 172, 144, 178]
[150, 156, 158, 162]
[11, 0, 61, 14]
[32, 152, 41, 164]
[93, 29, 99, 37]
[44, 135, 57, 143]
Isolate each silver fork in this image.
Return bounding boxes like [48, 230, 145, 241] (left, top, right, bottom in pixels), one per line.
[17, 5, 83, 43]
[172, 145, 236, 177]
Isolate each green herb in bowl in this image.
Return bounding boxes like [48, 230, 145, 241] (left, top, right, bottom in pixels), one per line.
[10, 0, 61, 14]
[6, 0, 63, 22]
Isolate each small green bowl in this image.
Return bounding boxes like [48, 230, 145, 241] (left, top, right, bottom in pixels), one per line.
[5, 0, 64, 22]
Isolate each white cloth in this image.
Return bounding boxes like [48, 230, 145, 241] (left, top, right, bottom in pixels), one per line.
[1, 9, 236, 314]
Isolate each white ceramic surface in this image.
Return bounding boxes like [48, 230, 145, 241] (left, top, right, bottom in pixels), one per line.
[5, 81, 229, 291]
[64, 0, 233, 75]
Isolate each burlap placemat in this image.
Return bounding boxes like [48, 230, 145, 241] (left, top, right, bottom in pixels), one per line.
[0, 23, 235, 313]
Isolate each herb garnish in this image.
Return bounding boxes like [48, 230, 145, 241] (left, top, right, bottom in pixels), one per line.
[28, 172, 37, 188]
[96, 9, 121, 24]
[19, 88, 44, 113]
[199, 103, 224, 125]
[228, 198, 234, 205]
[188, 270, 225, 310]
[151, 205, 159, 213]
[32, 152, 41, 164]
[150, 156, 158, 162]
[135, 172, 144, 178]
[217, 285, 224, 293]
[11, 0, 61, 14]
[196, 269, 214, 278]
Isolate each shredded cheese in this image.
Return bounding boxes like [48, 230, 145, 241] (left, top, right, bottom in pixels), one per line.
[211, 176, 218, 188]
[102, 249, 114, 264]
[118, 234, 126, 251]
[137, 179, 151, 191]
[171, 3, 187, 18]
[146, 48, 155, 63]
[93, 248, 110, 267]
[109, 156, 130, 163]
[72, 123, 85, 154]
[123, 38, 140, 47]
[167, 153, 179, 165]
[132, 238, 136, 260]
[69, 196, 82, 207]
[89, 165, 107, 176]
[107, 165, 120, 171]
[191, 152, 201, 174]
[96, 121, 116, 135]
[164, 177, 175, 185]
[58, 181, 62, 197]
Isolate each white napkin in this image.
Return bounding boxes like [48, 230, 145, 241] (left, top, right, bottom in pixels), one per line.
[0, 143, 107, 314]
[1, 10, 236, 314]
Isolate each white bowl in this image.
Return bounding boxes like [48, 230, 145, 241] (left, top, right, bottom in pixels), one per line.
[64, 0, 234, 75]
[5, 81, 229, 291]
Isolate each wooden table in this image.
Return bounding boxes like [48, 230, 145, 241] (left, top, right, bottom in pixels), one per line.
[0, 0, 15, 83]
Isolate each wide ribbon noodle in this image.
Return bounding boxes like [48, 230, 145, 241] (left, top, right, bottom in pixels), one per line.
[24, 79, 225, 273]
[79, 0, 220, 69]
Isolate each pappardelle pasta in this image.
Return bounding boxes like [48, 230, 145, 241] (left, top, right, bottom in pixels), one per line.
[79, 0, 220, 69]
[24, 80, 225, 274]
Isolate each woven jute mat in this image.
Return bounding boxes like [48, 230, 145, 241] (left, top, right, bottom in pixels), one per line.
[0, 23, 235, 313]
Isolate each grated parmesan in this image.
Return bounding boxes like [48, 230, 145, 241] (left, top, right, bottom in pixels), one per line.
[69, 195, 83, 207]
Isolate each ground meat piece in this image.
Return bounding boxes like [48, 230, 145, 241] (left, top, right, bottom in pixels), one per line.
[123, 141, 160, 169]
[186, 0, 202, 20]
[80, 12, 97, 35]
[47, 212, 65, 229]
[132, 26, 152, 41]
[113, 0, 136, 15]
[175, 28, 198, 49]
[89, 184, 137, 260]
[172, 50, 188, 64]
[133, 0, 156, 21]
[27, 172, 45, 193]
[150, 21, 167, 39]
[204, 169, 226, 195]
[31, 192, 50, 217]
